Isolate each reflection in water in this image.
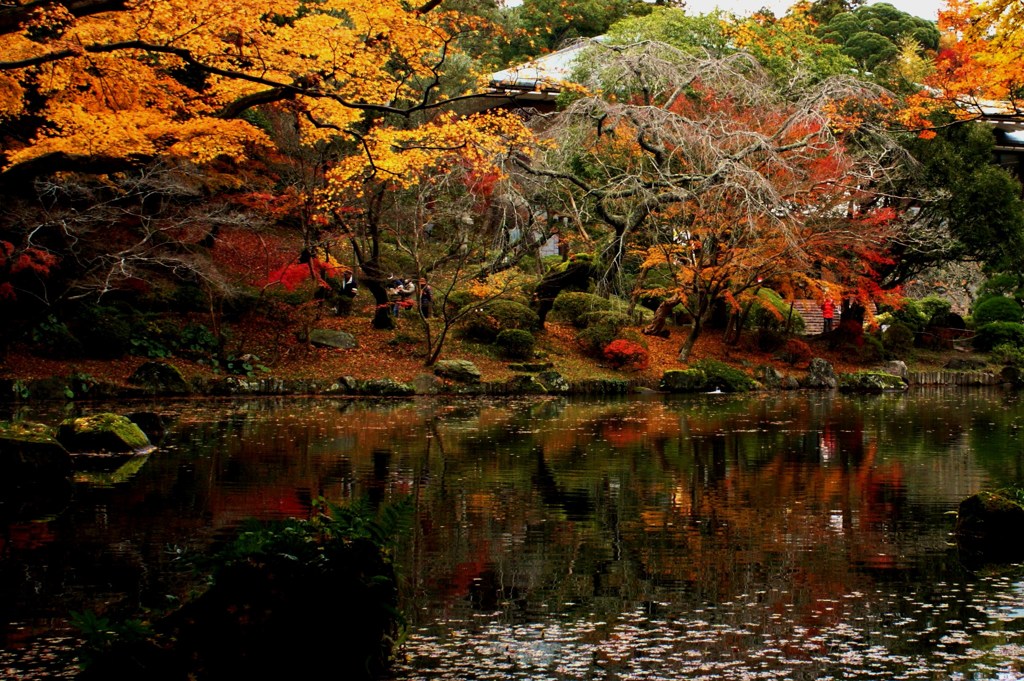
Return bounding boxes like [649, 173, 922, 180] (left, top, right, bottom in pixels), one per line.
[1, 391, 1023, 679]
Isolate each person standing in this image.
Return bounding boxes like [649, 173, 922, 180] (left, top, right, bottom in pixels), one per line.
[395, 277, 415, 316]
[386, 274, 402, 317]
[419, 278, 433, 318]
[336, 270, 358, 316]
[822, 297, 835, 333]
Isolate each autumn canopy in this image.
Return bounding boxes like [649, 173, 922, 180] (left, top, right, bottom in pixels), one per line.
[0, 0, 1021, 366]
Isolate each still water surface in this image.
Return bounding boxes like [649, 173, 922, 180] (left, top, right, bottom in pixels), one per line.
[1, 389, 1023, 679]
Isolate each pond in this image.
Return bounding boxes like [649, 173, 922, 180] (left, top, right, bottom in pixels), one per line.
[1, 389, 1023, 680]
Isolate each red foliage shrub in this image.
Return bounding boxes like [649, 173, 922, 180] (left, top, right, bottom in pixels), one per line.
[214, 228, 297, 284]
[10, 248, 58, 276]
[603, 339, 650, 370]
[777, 338, 812, 366]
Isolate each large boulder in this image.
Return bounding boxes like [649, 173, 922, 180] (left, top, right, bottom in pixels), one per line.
[128, 361, 191, 395]
[411, 374, 445, 395]
[308, 329, 359, 350]
[803, 357, 838, 389]
[661, 360, 755, 393]
[0, 421, 73, 518]
[357, 379, 416, 397]
[507, 361, 555, 373]
[57, 413, 153, 454]
[569, 378, 633, 395]
[125, 411, 174, 443]
[955, 491, 1024, 559]
[945, 357, 988, 371]
[536, 370, 570, 393]
[757, 365, 784, 390]
[503, 374, 547, 394]
[839, 371, 908, 393]
[433, 359, 481, 383]
[883, 360, 910, 382]
[660, 369, 708, 393]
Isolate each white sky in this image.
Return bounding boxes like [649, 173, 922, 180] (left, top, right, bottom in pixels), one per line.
[501, 0, 946, 22]
[685, 0, 946, 20]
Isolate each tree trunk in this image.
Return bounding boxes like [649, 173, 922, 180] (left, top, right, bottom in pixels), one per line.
[831, 300, 865, 347]
[531, 258, 595, 327]
[643, 293, 681, 337]
[355, 258, 395, 330]
[626, 269, 648, 318]
[725, 299, 756, 346]
[677, 315, 703, 362]
[368, 284, 395, 329]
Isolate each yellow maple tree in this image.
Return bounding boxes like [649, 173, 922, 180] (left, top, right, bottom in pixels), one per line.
[0, 0, 530, 178]
[901, 0, 1023, 133]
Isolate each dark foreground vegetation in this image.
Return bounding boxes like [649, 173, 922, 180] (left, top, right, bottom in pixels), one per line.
[74, 499, 409, 681]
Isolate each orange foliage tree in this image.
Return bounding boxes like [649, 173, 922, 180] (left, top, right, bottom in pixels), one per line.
[521, 41, 902, 360]
[0, 0, 537, 343]
[903, 0, 1023, 132]
[320, 108, 535, 332]
[0, 0, 521, 179]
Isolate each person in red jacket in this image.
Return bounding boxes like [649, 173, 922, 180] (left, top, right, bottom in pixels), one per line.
[822, 297, 835, 333]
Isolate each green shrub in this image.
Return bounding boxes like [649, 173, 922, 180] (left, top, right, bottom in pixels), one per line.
[70, 305, 133, 358]
[977, 274, 1024, 302]
[973, 296, 1023, 325]
[178, 323, 222, 358]
[750, 289, 805, 334]
[877, 299, 929, 333]
[690, 359, 756, 392]
[386, 331, 421, 347]
[882, 322, 915, 357]
[445, 290, 480, 316]
[458, 299, 539, 342]
[574, 311, 633, 355]
[486, 299, 539, 329]
[173, 283, 209, 312]
[918, 296, 952, 323]
[928, 310, 967, 329]
[991, 343, 1024, 367]
[973, 321, 1024, 351]
[578, 311, 632, 332]
[496, 329, 535, 359]
[28, 314, 81, 357]
[857, 334, 885, 363]
[551, 292, 612, 328]
[576, 323, 620, 356]
[617, 328, 649, 348]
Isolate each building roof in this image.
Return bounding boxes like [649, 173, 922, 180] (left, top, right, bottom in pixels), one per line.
[488, 40, 595, 101]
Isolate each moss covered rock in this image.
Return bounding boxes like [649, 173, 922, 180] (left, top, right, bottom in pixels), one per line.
[955, 490, 1024, 561]
[536, 370, 570, 393]
[356, 378, 416, 397]
[128, 361, 191, 395]
[838, 371, 908, 393]
[661, 361, 756, 393]
[803, 357, 838, 389]
[660, 369, 708, 393]
[504, 374, 548, 394]
[433, 359, 482, 383]
[0, 421, 72, 493]
[308, 328, 359, 350]
[57, 413, 153, 454]
[569, 378, 632, 395]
